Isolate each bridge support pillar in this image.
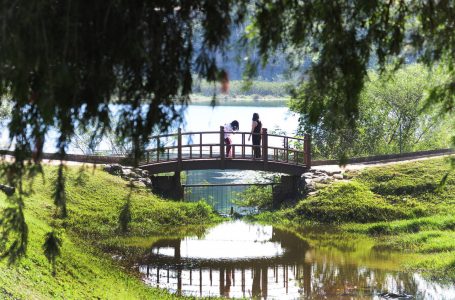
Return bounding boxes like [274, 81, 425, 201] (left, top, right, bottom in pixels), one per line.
[150, 171, 184, 200]
[272, 175, 306, 209]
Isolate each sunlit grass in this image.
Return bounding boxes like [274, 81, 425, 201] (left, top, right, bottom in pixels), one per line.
[0, 164, 222, 299]
[290, 181, 427, 223]
[252, 156, 455, 281]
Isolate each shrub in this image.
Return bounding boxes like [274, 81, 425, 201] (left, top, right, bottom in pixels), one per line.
[292, 182, 420, 223]
[367, 224, 393, 236]
[233, 185, 273, 211]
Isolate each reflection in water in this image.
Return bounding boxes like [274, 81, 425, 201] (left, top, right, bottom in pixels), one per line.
[151, 222, 283, 259]
[139, 221, 455, 299]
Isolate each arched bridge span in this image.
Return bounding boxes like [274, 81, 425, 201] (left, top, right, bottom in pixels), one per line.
[139, 127, 311, 176]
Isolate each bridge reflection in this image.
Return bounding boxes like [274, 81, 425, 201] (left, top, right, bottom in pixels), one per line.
[141, 262, 312, 298]
[138, 222, 436, 299]
[140, 226, 311, 298]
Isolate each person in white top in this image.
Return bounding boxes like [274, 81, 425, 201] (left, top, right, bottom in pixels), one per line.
[223, 120, 239, 157]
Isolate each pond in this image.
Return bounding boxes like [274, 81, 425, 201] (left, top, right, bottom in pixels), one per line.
[180, 105, 298, 135]
[0, 103, 299, 153]
[138, 221, 455, 299]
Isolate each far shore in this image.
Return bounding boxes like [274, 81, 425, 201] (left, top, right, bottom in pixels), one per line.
[189, 94, 289, 106]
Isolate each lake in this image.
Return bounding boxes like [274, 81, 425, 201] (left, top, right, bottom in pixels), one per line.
[0, 103, 299, 153]
[138, 220, 455, 299]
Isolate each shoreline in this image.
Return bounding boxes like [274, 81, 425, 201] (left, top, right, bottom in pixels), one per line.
[189, 94, 289, 107]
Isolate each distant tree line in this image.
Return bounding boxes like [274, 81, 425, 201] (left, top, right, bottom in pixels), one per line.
[292, 64, 454, 160]
[192, 79, 291, 97]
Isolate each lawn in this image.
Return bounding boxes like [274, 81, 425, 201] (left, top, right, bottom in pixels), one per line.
[0, 164, 221, 299]
[253, 156, 455, 281]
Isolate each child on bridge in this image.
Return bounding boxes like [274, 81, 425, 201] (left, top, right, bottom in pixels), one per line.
[224, 120, 239, 157]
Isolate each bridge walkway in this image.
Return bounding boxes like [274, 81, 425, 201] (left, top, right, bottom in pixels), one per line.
[139, 127, 311, 176]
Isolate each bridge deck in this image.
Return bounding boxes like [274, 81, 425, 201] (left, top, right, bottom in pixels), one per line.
[139, 127, 311, 175]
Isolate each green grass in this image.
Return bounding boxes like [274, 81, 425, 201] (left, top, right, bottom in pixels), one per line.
[290, 181, 426, 223]
[252, 156, 455, 281]
[341, 215, 455, 281]
[357, 158, 455, 209]
[0, 213, 180, 299]
[279, 157, 454, 225]
[411, 252, 455, 282]
[0, 165, 222, 299]
[344, 215, 455, 235]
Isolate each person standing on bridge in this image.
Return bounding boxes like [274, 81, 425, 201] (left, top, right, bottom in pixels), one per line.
[224, 120, 239, 157]
[248, 113, 262, 158]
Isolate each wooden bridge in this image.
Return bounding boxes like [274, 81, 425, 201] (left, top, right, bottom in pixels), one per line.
[140, 127, 311, 176]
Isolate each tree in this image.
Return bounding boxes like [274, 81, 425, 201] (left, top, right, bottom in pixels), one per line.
[0, 0, 247, 264]
[359, 65, 451, 154]
[70, 126, 104, 155]
[0, 99, 10, 121]
[233, 185, 273, 211]
[292, 64, 452, 159]
[249, 1, 455, 132]
[1, 0, 455, 266]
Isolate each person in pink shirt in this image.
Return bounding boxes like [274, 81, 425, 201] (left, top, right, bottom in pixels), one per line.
[224, 120, 239, 157]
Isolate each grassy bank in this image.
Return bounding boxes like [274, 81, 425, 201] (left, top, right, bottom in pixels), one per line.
[0, 165, 221, 299]
[253, 156, 455, 281]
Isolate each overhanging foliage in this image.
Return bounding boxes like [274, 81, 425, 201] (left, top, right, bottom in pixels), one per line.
[0, 0, 454, 267]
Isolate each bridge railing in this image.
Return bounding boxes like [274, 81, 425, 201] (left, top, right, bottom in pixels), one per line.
[143, 127, 311, 167]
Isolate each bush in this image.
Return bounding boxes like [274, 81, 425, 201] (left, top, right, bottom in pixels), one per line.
[233, 185, 273, 211]
[292, 182, 422, 223]
[367, 224, 394, 236]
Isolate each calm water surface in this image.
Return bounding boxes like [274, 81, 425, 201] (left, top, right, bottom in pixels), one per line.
[180, 105, 298, 135]
[139, 221, 455, 299]
[0, 104, 299, 153]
